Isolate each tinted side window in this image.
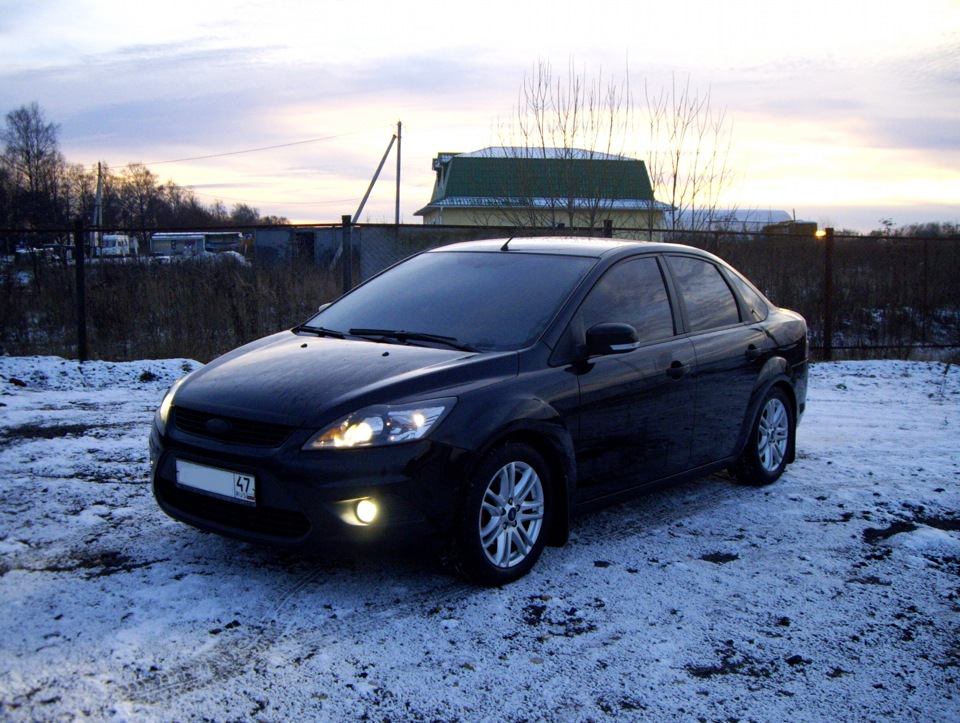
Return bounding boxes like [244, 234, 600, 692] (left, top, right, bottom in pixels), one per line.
[579, 257, 675, 343]
[729, 272, 769, 322]
[668, 256, 741, 332]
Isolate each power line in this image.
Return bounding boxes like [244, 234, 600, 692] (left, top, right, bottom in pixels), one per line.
[185, 186, 361, 206]
[143, 129, 379, 166]
[79, 123, 397, 209]
[93, 123, 396, 171]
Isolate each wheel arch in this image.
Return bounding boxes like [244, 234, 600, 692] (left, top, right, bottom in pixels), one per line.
[467, 422, 576, 549]
[736, 359, 800, 465]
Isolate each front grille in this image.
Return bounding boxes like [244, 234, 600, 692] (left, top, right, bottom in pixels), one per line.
[175, 407, 294, 447]
[157, 477, 311, 539]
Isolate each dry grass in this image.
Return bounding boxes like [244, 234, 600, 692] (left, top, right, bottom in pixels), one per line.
[0, 256, 339, 362]
[1, 234, 957, 362]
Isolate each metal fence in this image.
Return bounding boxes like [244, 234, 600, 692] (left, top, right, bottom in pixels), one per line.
[350, 223, 960, 361]
[2, 221, 958, 363]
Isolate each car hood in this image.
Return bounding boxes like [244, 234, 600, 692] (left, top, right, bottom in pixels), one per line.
[173, 331, 518, 428]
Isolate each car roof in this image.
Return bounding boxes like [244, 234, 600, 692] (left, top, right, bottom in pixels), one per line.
[429, 236, 694, 259]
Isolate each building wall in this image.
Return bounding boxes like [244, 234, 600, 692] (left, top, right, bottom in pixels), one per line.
[420, 207, 664, 237]
[251, 222, 666, 287]
[252, 227, 340, 265]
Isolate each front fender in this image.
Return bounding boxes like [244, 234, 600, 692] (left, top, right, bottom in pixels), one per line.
[434, 393, 577, 547]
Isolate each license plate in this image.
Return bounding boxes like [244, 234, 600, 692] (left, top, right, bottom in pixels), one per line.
[175, 460, 256, 506]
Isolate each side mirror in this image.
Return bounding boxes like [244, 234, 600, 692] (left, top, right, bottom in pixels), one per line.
[584, 322, 639, 357]
[317, 302, 331, 313]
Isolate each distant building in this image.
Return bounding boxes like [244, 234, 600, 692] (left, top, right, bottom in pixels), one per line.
[414, 148, 670, 233]
[667, 209, 796, 233]
[251, 226, 340, 265]
[148, 231, 245, 257]
[761, 219, 819, 237]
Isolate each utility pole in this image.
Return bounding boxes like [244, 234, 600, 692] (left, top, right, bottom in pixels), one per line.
[395, 121, 401, 225]
[91, 162, 103, 254]
[341, 214, 353, 293]
[74, 217, 87, 363]
[352, 122, 403, 225]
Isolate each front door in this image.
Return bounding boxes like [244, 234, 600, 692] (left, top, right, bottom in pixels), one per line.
[564, 256, 697, 502]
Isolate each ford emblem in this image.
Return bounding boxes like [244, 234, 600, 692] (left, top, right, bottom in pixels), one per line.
[205, 418, 232, 436]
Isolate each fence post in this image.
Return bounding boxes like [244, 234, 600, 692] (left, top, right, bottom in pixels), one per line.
[602, 219, 613, 238]
[921, 237, 929, 343]
[341, 214, 353, 294]
[73, 216, 87, 363]
[822, 227, 834, 361]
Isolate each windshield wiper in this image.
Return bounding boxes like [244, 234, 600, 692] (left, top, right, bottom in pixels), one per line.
[294, 325, 345, 339]
[348, 328, 478, 352]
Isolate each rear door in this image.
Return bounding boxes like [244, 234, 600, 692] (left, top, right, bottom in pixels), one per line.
[665, 255, 770, 466]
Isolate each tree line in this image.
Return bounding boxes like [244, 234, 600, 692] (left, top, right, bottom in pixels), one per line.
[0, 102, 287, 253]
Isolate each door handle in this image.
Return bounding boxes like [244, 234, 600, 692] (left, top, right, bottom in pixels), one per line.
[745, 345, 764, 362]
[667, 360, 691, 379]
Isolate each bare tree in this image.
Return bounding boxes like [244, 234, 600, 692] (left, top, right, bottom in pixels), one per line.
[117, 163, 162, 242]
[482, 62, 735, 236]
[210, 200, 229, 225]
[61, 163, 96, 223]
[0, 164, 12, 248]
[230, 203, 260, 225]
[642, 75, 736, 234]
[489, 59, 633, 232]
[158, 181, 211, 228]
[1, 102, 65, 230]
[0, 103, 273, 238]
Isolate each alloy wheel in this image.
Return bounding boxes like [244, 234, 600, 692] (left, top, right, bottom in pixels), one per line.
[478, 460, 545, 568]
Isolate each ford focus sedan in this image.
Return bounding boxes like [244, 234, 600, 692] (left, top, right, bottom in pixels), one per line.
[150, 238, 807, 585]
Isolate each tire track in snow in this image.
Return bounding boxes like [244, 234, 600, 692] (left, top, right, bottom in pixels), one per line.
[567, 474, 748, 547]
[118, 563, 475, 705]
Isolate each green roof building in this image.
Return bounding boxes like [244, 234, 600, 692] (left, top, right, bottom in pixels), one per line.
[414, 147, 670, 233]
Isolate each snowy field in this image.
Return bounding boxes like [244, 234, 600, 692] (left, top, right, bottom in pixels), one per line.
[0, 355, 957, 722]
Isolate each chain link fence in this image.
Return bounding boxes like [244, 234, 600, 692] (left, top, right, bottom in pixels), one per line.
[349, 223, 959, 361]
[2, 222, 958, 363]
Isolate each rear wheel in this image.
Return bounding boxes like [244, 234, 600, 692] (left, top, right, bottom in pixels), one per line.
[449, 443, 551, 586]
[734, 387, 793, 485]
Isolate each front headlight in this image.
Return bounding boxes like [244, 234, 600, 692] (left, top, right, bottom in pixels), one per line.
[303, 398, 456, 450]
[155, 378, 184, 435]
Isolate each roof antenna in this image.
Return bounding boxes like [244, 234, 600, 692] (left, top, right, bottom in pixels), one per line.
[500, 235, 516, 251]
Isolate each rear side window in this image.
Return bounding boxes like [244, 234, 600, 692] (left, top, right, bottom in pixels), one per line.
[729, 272, 769, 322]
[668, 256, 741, 332]
[578, 257, 675, 343]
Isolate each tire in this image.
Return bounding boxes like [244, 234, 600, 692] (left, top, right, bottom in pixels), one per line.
[449, 442, 552, 586]
[734, 386, 793, 486]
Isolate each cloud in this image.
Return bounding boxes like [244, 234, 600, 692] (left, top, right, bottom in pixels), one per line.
[3, 0, 958, 227]
[871, 117, 960, 153]
[705, 37, 960, 158]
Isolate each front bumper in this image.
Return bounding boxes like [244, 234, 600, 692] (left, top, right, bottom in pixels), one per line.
[149, 417, 474, 550]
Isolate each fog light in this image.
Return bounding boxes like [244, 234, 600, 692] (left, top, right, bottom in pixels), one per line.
[356, 499, 378, 524]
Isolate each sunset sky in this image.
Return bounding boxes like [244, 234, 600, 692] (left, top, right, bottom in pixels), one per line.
[2, 0, 958, 231]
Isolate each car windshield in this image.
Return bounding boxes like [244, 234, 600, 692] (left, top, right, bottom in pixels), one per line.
[304, 250, 596, 352]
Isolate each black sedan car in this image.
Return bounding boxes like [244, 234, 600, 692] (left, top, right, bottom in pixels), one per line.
[150, 238, 807, 585]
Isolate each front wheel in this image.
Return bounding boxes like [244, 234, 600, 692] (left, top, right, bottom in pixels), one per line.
[734, 387, 793, 486]
[449, 443, 552, 586]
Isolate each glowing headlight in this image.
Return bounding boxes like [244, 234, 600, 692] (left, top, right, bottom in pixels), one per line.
[356, 499, 378, 524]
[155, 378, 185, 435]
[303, 398, 455, 450]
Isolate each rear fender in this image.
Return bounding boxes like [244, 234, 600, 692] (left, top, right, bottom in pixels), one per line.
[735, 357, 798, 463]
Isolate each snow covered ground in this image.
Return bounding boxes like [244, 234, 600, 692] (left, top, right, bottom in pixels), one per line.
[0, 356, 957, 722]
